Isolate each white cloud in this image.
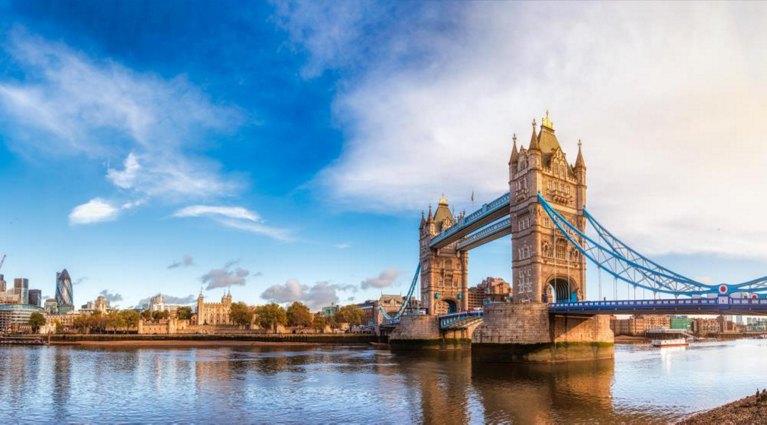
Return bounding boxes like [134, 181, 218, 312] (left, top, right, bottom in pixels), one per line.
[172, 205, 293, 241]
[261, 279, 357, 310]
[0, 29, 243, 219]
[201, 262, 251, 290]
[69, 198, 120, 225]
[173, 205, 260, 222]
[284, 3, 767, 259]
[361, 268, 400, 290]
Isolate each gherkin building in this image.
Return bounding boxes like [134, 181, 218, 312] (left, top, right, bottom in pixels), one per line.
[56, 269, 74, 313]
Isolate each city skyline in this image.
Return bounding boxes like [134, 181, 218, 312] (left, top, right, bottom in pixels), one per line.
[0, 2, 766, 309]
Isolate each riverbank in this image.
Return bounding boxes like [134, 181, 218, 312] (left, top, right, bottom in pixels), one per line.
[679, 392, 767, 424]
[42, 333, 378, 347]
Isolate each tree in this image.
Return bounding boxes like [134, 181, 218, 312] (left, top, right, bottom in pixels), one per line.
[106, 311, 125, 333]
[335, 305, 366, 326]
[286, 302, 313, 328]
[311, 314, 327, 333]
[255, 303, 287, 333]
[152, 310, 169, 321]
[229, 302, 254, 327]
[176, 306, 193, 321]
[28, 312, 46, 333]
[141, 309, 153, 320]
[120, 310, 140, 330]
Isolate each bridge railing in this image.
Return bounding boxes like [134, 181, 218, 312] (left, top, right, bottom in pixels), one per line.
[549, 297, 767, 314]
[429, 193, 510, 247]
[438, 310, 483, 329]
[456, 218, 511, 250]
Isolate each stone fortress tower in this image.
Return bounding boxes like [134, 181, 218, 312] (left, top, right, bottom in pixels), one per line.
[508, 111, 587, 304]
[419, 197, 469, 315]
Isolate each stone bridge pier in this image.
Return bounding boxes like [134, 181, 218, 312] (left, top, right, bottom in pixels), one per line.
[471, 303, 613, 362]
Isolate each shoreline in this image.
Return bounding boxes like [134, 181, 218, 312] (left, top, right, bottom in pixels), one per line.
[679, 392, 767, 424]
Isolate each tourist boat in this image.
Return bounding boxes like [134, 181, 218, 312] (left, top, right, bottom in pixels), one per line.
[647, 328, 690, 348]
[651, 338, 689, 348]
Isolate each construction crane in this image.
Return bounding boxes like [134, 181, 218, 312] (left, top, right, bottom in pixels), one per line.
[0, 254, 5, 271]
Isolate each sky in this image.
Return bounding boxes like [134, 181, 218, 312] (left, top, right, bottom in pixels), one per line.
[0, 1, 765, 309]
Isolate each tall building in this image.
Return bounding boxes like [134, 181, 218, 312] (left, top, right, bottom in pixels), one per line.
[13, 278, 29, 305]
[0, 274, 5, 292]
[419, 196, 469, 315]
[508, 113, 587, 303]
[195, 291, 232, 325]
[55, 269, 74, 313]
[28, 289, 42, 307]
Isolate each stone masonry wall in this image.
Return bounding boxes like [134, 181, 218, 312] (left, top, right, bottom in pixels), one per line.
[389, 315, 441, 341]
[551, 314, 614, 344]
[472, 303, 550, 345]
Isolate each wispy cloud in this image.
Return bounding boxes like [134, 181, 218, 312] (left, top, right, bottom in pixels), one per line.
[333, 242, 351, 249]
[261, 279, 357, 310]
[0, 29, 244, 223]
[280, 3, 767, 259]
[167, 255, 195, 269]
[360, 268, 400, 290]
[173, 205, 293, 241]
[99, 289, 123, 303]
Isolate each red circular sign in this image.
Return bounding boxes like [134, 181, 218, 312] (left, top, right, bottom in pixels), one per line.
[719, 285, 728, 294]
[753, 294, 759, 300]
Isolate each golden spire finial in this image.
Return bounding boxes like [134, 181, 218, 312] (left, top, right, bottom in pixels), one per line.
[541, 110, 554, 130]
[512, 133, 517, 144]
[438, 193, 448, 205]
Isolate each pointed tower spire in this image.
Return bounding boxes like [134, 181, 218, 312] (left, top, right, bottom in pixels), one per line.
[509, 133, 519, 165]
[528, 118, 540, 151]
[575, 139, 586, 169]
[427, 204, 433, 223]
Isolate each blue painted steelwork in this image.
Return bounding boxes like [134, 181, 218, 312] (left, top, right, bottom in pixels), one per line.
[538, 193, 717, 296]
[438, 310, 483, 330]
[429, 193, 510, 248]
[549, 297, 767, 315]
[380, 263, 421, 323]
[455, 217, 512, 251]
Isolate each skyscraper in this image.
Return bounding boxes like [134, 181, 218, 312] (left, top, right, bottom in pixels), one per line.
[55, 269, 74, 313]
[13, 278, 29, 305]
[28, 289, 42, 307]
[0, 274, 5, 292]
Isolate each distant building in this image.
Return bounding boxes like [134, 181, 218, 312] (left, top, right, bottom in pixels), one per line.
[55, 269, 74, 313]
[44, 298, 58, 314]
[80, 295, 110, 314]
[13, 278, 29, 305]
[321, 303, 339, 318]
[148, 294, 184, 313]
[28, 289, 42, 308]
[611, 314, 671, 336]
[195, 291, 232, 326]
[467, 277, 512, 309]
[0, 304, 44, 331]
[0, 274, 5, 292]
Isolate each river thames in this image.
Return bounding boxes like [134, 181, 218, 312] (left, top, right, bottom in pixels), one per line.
[2, 339, 766, 424]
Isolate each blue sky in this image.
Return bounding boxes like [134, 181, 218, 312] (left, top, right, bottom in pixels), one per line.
[0, 2, 765, 309]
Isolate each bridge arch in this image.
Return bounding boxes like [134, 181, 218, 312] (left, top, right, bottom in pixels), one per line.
[434, 298, 458, 315]
[544, 275, 577, 303]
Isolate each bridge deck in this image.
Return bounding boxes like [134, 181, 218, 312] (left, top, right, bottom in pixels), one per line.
[549, 298, 767, 315]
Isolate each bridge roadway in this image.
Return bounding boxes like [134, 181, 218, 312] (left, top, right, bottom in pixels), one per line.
[429, 193, 510, 250]
[434, 297, 767, 330]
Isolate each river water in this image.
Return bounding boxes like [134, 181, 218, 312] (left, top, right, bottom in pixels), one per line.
[1, 339, 766, 424]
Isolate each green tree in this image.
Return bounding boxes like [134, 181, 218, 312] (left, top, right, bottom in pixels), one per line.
[152, 310, 170, 321]
[255, 303, 287, 333]
[311, 313, 327, 333]
[28, 312, 46, 333]
[334, 305, 366, 326]
[176, 306, 193, 320]
[120, 310, 140, 330]
[229, 302, 254, 327]
[90, 311, 107, 333]
[54, 320, 64, 334]
[141, 309, 153, 320]
[106, 311, 125, 333]
[286, 302, 313, 328]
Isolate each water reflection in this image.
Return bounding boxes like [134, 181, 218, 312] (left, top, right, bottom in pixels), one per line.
[2, 340, 767, 423]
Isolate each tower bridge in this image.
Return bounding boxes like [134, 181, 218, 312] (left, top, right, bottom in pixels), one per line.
[385, 112, 767, 361]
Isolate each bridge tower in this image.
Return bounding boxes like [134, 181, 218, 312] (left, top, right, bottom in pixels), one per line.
[508, 112, 587, 304]
[419, 197, 469, 315]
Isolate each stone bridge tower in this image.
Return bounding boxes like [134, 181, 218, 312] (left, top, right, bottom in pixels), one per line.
[419, 197, 469, 315]
[508, 112, 587, 304]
